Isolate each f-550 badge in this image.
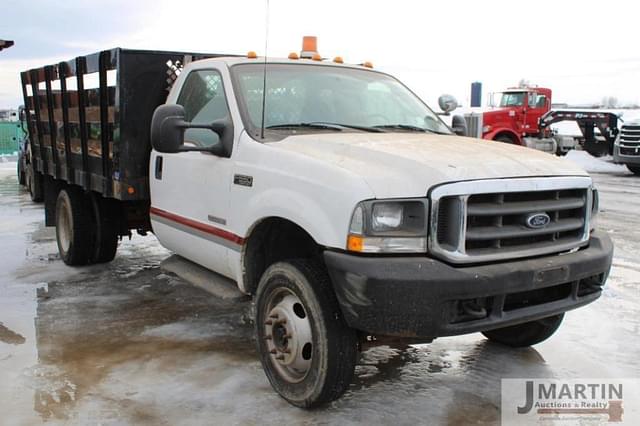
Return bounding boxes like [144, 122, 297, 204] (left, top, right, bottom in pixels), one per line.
[233, 174, 253, 187]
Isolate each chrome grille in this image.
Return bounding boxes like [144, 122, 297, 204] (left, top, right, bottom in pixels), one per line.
[464, 113, 483, 138]
[619, 124, 640, 156]
[429, 177, 592, 264]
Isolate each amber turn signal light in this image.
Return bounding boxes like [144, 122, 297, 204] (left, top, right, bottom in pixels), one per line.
[347, 235, 363, 252]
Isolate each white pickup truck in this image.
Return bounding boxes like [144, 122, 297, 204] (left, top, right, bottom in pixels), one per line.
[22, 47, 613, 408]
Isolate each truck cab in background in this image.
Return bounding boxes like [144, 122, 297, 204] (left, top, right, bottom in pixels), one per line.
[464, 87, 556, 151]
[486, 88, 552, 143]
[614, 119, 640, 175]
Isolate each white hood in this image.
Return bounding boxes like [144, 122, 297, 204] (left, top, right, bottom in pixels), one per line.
[274, 133, 588, 198]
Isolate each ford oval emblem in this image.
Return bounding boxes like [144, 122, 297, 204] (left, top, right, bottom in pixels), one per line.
[525, 212, 551, 229]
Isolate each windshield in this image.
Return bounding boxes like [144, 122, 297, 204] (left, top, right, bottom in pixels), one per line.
[498, 92, 526, 107]
[230, 63, 451, 138]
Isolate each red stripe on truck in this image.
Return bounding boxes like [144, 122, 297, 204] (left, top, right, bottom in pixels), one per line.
[150, 207, 245, 246]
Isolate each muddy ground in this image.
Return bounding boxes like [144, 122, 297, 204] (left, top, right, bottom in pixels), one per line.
[0, 161, 638, 425]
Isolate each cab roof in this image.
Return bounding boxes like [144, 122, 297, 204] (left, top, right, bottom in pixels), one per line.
[188, 55, 377, 72]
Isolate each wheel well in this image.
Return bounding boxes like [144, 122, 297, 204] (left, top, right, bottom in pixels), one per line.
[242, 217, 322, 295]
[493, 131, 519, 144]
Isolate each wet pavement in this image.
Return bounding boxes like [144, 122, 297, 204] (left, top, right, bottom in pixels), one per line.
[0, 161, 638, 425]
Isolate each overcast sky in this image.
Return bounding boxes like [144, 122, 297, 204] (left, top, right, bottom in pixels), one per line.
[1, 0, 639, 109]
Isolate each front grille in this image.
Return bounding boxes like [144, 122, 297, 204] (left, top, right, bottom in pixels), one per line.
[463, 113, 483, 138]
[619, 124, 640, 156]
[430, 177, 592, 264]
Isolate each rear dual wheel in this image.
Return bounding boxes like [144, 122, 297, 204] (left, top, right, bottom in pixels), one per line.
[28, 167, 44, 202]
[55, 188, 94, 265]
[55, 188, 119, 266]
[17, 161, 25, 186]
[255, 260, 358, 408]
[89, 194, 119, 263]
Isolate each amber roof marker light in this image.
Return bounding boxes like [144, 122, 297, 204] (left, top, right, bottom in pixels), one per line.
[300, 36, 318, 59]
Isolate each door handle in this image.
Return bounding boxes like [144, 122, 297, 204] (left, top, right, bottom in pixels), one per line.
[155, 156, 163, 180]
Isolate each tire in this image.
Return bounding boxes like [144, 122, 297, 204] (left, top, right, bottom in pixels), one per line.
[627, 165, 640, 176]
[17, 161, 25, 186]
[494, 135, 515, 144]
[55, 188, 94, 266]
[255, 260, 358, 408]
[482, 314, 564, 347]
[89, 193, 119, 263]
[28, 168, 44, 202]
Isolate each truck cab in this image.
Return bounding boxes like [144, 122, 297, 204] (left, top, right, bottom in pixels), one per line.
[149, 55, 611, 406]
[479, 87, 552, 145]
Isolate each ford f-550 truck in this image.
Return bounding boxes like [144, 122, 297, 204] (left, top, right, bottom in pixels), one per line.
[21, 45, 613, 408]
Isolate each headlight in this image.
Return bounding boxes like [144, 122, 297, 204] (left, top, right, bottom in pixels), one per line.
[347, 199, 427, 253]
[371, 202, 403, 231]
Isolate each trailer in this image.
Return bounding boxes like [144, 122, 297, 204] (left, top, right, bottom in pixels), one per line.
[538, 109, 620, 157]
[20, 48, 228, 262]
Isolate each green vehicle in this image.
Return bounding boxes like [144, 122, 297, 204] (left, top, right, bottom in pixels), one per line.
[0, 108, 31, 189]
[0, 113, 22, 155]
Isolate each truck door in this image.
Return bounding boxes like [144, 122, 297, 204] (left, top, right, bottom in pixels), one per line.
[150, 68, 235, 278]
[524, 92, 547, 135]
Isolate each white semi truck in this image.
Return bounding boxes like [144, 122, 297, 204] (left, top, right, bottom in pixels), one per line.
[21, 43, 613, 408]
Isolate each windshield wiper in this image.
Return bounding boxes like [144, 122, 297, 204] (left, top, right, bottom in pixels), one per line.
[266, 122, 384, 133]
[373, 124, 448, 134]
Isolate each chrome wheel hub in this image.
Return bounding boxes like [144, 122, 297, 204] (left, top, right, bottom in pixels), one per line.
[58, 199, 72, 253]
[264, 292, 313, 383]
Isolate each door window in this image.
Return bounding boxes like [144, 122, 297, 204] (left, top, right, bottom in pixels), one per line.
[177, 70, 230, 147]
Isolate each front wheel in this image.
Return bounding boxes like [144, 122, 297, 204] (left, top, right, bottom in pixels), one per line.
[255, 260, 358, 408]
[482, 314, 564, 347]
[494, 135, 515, 144]
[627, 165, 640, 176]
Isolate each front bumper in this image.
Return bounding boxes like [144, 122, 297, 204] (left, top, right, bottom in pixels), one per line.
[614, 144, 640, 165]
[324, 231, 613, 339]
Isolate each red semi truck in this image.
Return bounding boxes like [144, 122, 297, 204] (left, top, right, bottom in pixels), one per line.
[461, 86, 620, 156]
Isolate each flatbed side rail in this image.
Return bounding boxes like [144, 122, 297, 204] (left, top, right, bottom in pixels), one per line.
[20, 48, 234, 201]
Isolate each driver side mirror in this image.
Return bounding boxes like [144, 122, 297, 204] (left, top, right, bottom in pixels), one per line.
[438, 94, 459, 115]
[150, 104, 232, 157]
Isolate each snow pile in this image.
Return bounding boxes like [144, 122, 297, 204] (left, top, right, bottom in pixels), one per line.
[561, 150, 628, 174]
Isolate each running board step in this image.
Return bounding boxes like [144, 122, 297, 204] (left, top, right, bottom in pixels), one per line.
[160, 255, 247, 301]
